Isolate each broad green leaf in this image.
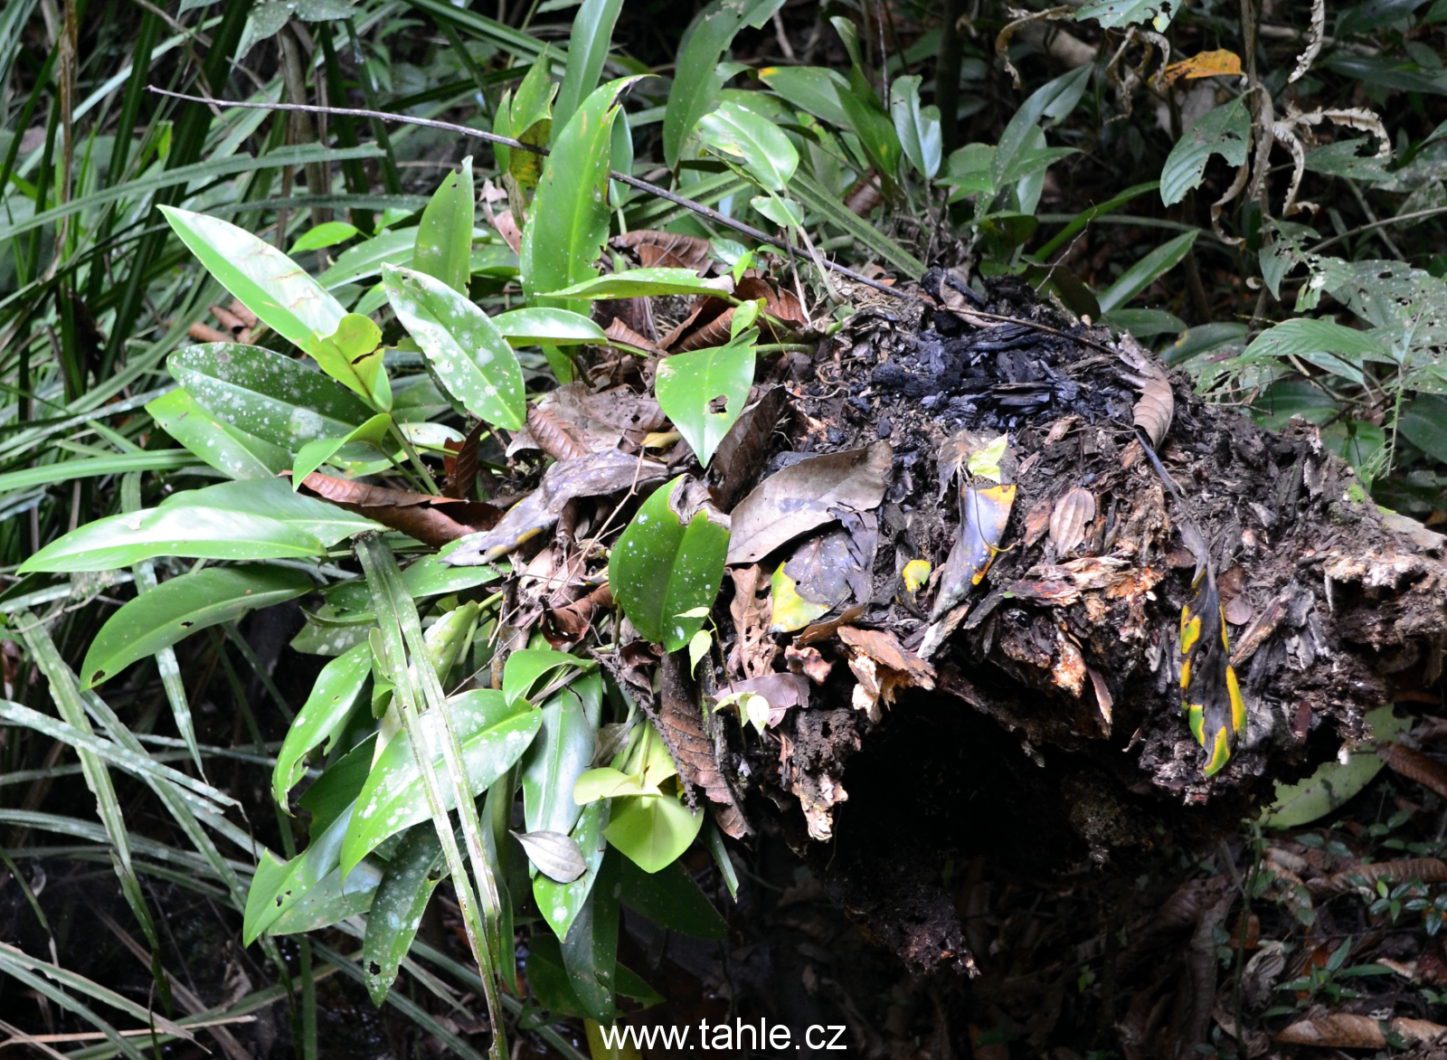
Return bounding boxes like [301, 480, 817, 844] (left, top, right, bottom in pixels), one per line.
[555, 0, 625, 130]
[502, 647, 591, 708]
[663, 0, 785, 167]
[493, 307, 608, 346]
[81, 565, 313, 688]
[654, 333, 757, 467]
[993, 66, 1090, 194]
[339, 689, 541, 873]
[383, 265, 525, 431]
[616, 858, 726, 939]
[168, 342, 373, 452]
[1098, 230, 1199, 314]
[1262, 707, 1411, 828]
[21, 478, 379, 573]
[1076, 0, 1177, 30]
[891, 74, 942, 179]
[837, 81, 902, 184]
[521, 76, 644, 306]
[758, 66, 853, 129]
[496, 51, 556, 188]
[1241, 318, 1388, 369]
[158, 205, 346, 355]
[753, 192, 804, 228]
[324, 548, 503, 614]
[362, 824, 446, 1004]
[522, 677, 603, 838]
[272, 643, 372, 812]
[696, 100, 798, 192]
[573, 766, 657, 804]
[309, 314, 391, 411]
[604, 794, 704, 874]
[1400, 395, 1447, 463]
[318, 228, 417, 289]
[291, 413, 394, 485]
[414, 157, 475, 294]
[146, 387, 289, 480]
[543, 267, 728, 301]
[535, 799, 608, 942]
[560, 852, 621, 1021]
[1160, 97, 1251, 206]
[243, 804, 381, 943]
[607, 476, 730, 651]
[289, 220, 361, 254]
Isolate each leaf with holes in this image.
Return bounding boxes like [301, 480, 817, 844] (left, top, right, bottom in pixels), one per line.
[655, 332, 757, 468]
[81, 565, 313, 688]
[383, 265, 525, 431]
[1075, 0, 1178, 30]
[273, 643, 372, 812]
[362, 824, 446, 1004]
[608, 476, 730, 651]
[1160, 97, 1251, 206]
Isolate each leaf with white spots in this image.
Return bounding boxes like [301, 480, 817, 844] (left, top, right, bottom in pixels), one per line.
[272, 643, 373, 813]
[383, 265, 526, 432]
[340, 689, 541, 873]
[654, 331, 757, 467]
[362, 824, 446, 1004]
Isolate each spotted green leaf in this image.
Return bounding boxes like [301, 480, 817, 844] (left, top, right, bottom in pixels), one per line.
[654, 332, 757, 468]
[414, 158, 475, 294]
[272, 643, 372, 812]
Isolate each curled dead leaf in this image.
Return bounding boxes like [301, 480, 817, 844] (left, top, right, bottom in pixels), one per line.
[1378, 743, 1447, 802]
[300, 472, 499, 548]
[1048, 487, 1096, 556]
[1275, 1012, 1447, 1048]
[613, 229, 714, 272]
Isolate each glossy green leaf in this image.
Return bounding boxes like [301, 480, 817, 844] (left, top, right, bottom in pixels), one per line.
[414, 158, 475, 294]
[521, 76, 643, 306]
[604, 794, 704, 874]
[244, 805, 380, 944]
[608, 476, 730, 651]
[167, 342, 373, 452]
[573, 767, 657, 804]
[617, 858, 726, 939]
[496, 51, 556, 188]
[383, 265, 525, 431]
[535, 799, 608, 942]
[544, 267, 728, 301]
[502, 647, 591, 708]
[158, 205, 346, 355]
[309, 313, 391, 411]
[663, 0, 785, 167]
[362, 824, 446, 1004]
[696, 100, 798, 192]
[1076, 0, 1177, 31]
[493, 307, 608, 346]
[146, 387, 289, 480]
[890, 75, 942, 179]
[21, 479, 379, 573]
[992, 66, 1090, 194]
[1098, 230, 1199, 314]
[1160, 97, 1251, 206]
[272, 643, 372, 812]
[289, 220, 361, 254]
[1262, 707, 1411, 828]
[838, 82, 902, 184]
[340, 689, 541, 873]
[555, 0, 624, 131]
[318, 228, 417, 289]
[291, 412, 394, 485]
[522, 677, 603, 838]
[81, 565, 313, 688]
[560, 852, 621, 1021]
[655, 332, 757, 468]
[758, 66, 852, 129]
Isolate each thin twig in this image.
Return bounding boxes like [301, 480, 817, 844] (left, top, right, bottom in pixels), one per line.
[145, 86, 913, 300]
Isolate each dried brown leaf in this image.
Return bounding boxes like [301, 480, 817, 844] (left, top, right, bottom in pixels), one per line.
[1325, 857, 1447, 893]
[659, 652, 749, 837]
[442, 421, 485, 499]
[709, 386, 787, 509]
[1378, 743, 1447, 802]
[613, 230, 714, 272]
[300, 472, 498, 548]
[728, 564, 776, 679]
[603, 318, 663, 355]
[509, 384, 665, 458]
[1048, 486, 1096, 555]
[1275, 1012, 1446, 1047]
[726, 442, 892, 565]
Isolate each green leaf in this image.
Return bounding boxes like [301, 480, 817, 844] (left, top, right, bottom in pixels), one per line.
[289, 220, 362, 254]
[573, 766, 657, 804]
[291, 413, 394, 485]
[167, 342, 374, 452]
[146, 387, 289, 480]
[522, 677, 603, 838]
[1399, 395, 1447, 463]
[80, 565, 313, 688]
[543, 267, 728, 301]
[21, 479, 379, 573]
[339, 689, 541, 873]
[1075, 0, 1178, 30]
[559, 852, 621, 1021]
[493, 307, 608, 346]
[1262, 707, 1411, 828]
[362, 824, 446, 1004]
[1097, 230, 1199, 314]
[1242, 318, 1388, 367]
[993, 66, 1090, 194]
[696, 100, 798, 192]
[662, 0, 785, 167]
[496, 51, 557, 188]
[654, 333, 757, 467]
[383, 265, 525, 431]
[604, 794, 704, 874]
[555, 0, 625, 131]
[414, 158, 475, 294]
[607, 476, 729, 651]
[838, 82, 902, 184]
[158, 205, 346, 355]
[616, 858, 726, 939]
[502, 647, 591, 708]
[1160, 98, 1251, 206]
[272, 643, 372, 812]
[534, 799, 608, 942]
[521, 76, 643, 305]
[891, 74, 943, 179]
[318, 228, 417, 289]
[790, 173, 925, 276]
[758, 66, 853, 129]
[244, 804, 381, 944]
[308, 313, 391, 411]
